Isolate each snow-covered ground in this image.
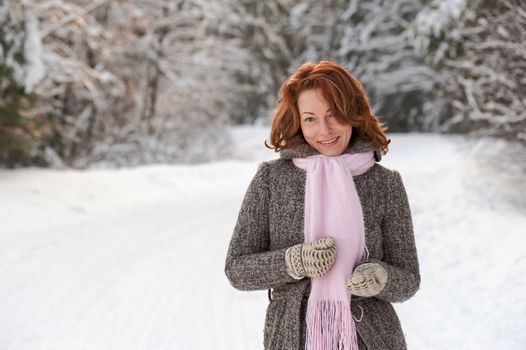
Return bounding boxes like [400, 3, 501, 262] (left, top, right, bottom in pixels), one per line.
[1, 126, 525, 350]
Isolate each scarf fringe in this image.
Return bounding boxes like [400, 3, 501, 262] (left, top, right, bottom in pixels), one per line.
[305, 299, 359, 350]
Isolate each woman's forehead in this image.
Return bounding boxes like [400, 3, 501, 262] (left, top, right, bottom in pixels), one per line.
[298, 89, 331, 111]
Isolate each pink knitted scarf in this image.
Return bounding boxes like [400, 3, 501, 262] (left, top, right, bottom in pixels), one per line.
[293, 151, 375, 350]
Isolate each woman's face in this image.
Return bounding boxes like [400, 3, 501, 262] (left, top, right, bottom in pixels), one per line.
[297, 88, 353, 157]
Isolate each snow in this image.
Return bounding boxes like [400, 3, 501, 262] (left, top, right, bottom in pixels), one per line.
[1, 126, 525, 349]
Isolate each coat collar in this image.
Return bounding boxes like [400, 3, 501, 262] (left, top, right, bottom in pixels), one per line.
[279, 136, 383, 162]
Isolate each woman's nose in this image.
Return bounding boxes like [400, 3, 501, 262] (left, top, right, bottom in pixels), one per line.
[319, 118, 332, 135]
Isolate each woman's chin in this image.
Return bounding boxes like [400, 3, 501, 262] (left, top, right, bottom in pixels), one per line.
[314, 144, 346, 157]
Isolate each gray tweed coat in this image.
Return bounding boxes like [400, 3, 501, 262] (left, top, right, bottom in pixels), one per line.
[225, 138, 421, 350]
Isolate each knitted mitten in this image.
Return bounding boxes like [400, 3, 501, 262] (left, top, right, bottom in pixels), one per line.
[345, 262, 388, 297]
[285, 236, 336, 279]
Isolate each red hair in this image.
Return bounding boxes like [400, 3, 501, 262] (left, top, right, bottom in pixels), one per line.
[266, 61, 390, 153]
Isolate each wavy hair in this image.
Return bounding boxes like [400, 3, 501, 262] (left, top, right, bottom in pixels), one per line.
[266, 61, 390, 154]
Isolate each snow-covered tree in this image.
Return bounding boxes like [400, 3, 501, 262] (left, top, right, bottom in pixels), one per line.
[409, 0, 526, 143]
[332, 0, 442, 132]
[26, 0, 248, 167]
[26, 0, 126, 167]
[214, 0, 442, 133]
[0, 0, 45, 166]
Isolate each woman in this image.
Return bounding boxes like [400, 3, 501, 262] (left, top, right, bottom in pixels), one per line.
[225, 61, 420, 350]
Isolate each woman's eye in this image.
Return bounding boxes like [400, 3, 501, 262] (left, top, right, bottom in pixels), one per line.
[304, 117, 316, 123]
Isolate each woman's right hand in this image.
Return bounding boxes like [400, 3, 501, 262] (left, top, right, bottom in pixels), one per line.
[285, 236, 336, 279]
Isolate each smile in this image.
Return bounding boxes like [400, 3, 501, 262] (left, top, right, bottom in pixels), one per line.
[318, 136, 339, 145]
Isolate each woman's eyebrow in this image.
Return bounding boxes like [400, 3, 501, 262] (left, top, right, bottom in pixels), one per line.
[301, 109, 332, 115]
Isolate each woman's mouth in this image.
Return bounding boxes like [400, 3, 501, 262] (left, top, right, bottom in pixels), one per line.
[318, 136, 339, 146]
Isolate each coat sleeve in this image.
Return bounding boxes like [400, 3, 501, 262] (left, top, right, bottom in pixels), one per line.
[224, 162, 297, 291]
[365, 170, 421, 303]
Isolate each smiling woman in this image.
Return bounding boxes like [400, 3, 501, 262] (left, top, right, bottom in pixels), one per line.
[225, 61, 420, 350]
[267, 61, 390, 156]
[298, 89, 353, 157]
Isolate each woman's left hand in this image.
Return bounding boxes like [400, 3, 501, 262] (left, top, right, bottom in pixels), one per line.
[346, 263, 388, 297]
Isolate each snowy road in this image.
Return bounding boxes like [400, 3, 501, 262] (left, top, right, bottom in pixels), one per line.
[1, 127, 525, 349]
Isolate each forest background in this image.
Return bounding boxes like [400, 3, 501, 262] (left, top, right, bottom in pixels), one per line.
[1, 0, 524, 168]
